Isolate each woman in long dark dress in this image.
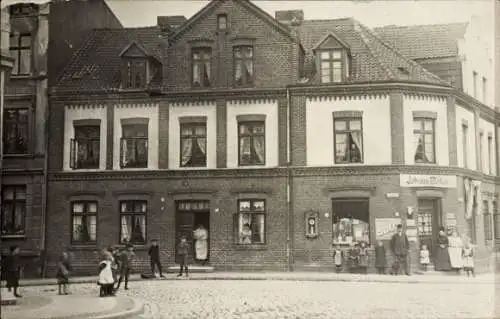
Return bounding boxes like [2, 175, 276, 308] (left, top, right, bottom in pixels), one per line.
[4, 245, 22, 297]
[434, 227, 452, 271]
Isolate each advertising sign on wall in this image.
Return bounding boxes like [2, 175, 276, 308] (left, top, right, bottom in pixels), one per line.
[375, 218, 402, 240]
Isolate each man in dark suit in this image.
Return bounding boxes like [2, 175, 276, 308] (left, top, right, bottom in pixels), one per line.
[390, 224, 410, 275]
[148, 239, 165, 278]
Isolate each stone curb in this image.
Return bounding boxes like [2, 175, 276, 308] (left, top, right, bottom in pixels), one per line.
[91, 297, 144, 319]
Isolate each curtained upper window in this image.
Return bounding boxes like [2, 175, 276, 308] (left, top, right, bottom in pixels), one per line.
[238, 121, 265, 166]
[413, 118, 436, 164]
[334, 118, 363, 164]
[180, 123, 207, 167]
[120, 200, 147, 244]
[192, 48, 212, 88]
[233, 46, 254, 87]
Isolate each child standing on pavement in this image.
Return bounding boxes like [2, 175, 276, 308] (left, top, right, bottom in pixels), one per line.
[333, 244, 343, 273]
[56, 252, 71, 295]
[419, 244, 430, 271]
[98, 251, 115, 297]
[375, 241, 386, 275]
[462, 242, 475, 277]
[177, 235, 190, 277]
[358, 242, 369, 274]
[116, 244, 135, 291]
[148, 239, 165, 278]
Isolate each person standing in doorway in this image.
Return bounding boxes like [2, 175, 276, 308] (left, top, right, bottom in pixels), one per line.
[193, 224, 208, 265]
[448, 230, 463, 274]
[4, 245, 22, 298]
[434, 227, 452, 271]
[390, 224, 410, 276]
[148, 239, 165, 278]
[177, 235, 190, 277]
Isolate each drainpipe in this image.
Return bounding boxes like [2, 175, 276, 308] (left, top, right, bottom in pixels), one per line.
[286, 87, 293, 272]
[40, 92, 50, 278]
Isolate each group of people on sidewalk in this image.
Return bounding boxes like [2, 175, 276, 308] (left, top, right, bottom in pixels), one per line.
[97, 242, 136, 297]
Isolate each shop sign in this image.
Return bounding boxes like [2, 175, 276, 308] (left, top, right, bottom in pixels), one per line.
[375, 218, 401, 240]
[400, 174, 457, 188]
[406, 228, 418, 241]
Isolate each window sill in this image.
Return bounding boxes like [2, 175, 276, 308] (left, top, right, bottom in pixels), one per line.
[1, 234, 26, 240]
[65, 168, 107, 172]
[3, 153, 33, 158]
[413, 162, 438, 165]
[68, 245, 98, 251]
[237, 165, 267, 169]
[233, 244, 267, 251]
[9, 74, 46, 81]
[333, 162, 365, 166]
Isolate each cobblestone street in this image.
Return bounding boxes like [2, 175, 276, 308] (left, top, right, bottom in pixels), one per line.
[23, 279, 497, 319]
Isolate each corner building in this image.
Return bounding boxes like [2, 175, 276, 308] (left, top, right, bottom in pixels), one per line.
[46, 0, 499, 275]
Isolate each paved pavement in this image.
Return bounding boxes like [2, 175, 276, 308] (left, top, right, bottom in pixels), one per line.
[16, 276, 498, 319]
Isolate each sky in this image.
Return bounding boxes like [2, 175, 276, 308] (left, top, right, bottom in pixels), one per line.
[1, 0, 494, 28]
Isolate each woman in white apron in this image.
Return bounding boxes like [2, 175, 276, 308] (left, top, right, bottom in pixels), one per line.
[447, 230, 463, 273]
[193, 225, 208, 265]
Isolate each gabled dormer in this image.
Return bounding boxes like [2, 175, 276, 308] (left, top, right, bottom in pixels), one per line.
[312, 33, 352, 84]
[119, 41, 161, 90]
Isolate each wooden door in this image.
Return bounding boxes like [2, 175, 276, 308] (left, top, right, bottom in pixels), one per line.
[175, 211, 194, 263]
[417, 199, 440, 259]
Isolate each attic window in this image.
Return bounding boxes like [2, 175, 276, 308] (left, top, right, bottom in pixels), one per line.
[319, 49, 344, 84]
[123, 59, 147, 89]
[397, 67, 410, 75]
[217, 14, 228, 31]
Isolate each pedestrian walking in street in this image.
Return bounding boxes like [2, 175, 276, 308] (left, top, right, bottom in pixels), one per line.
[390, 224, 410, 276]
[434, 227, 452, 271]
[358, 242, 369, 274]
[448, 230, 463, 274]
[177, 235, 190, 277]
[56, 251, 72, 295]
[419, 244, 430, 271]
[4, 245, 22, 298]
[148, 239, 165, 278]
[98, 251, 115, 297]
[375, 241, 386, 274]
[193, 224, 209, 265]
[462, 242, 475, 277]
[116, 243, 135, 291]
[347, 242, 359, 273]
[332, 244, 344, 273]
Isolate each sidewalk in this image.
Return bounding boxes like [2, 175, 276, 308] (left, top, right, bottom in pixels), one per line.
[2, 271, 497, 287]
[0, 292, 144, 319]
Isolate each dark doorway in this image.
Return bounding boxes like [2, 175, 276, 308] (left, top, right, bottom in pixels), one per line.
[175, 200, 210, 264]
[417, 198, 441, 259]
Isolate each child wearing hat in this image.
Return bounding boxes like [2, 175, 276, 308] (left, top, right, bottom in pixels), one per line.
[177, 235, 190, 277]
[116, 243, 135, 291]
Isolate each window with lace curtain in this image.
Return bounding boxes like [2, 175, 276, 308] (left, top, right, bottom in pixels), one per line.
[70, 124, 100, 169]
[1, 186, 26, 236]
[71, 201, 97, 244]
[233, 46, 254, 87]
[334, 117, 363, 164]
[123, 59, 147, 89]
[192, 48, 211, 88]
[238, 121, 265, 166]
[3, 107, 29, 155]
[413, 118, 436, 164]
[180, 122, 207, 167]
[9, 33, 31, 76]
[120, 200, 147, 244]
[234, 199, 266, 245]
[120, 123, 148, 168]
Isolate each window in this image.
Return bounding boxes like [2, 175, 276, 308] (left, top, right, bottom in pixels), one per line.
[413, 118, 435, 163]
[482, 77, 487, 104]
[332, 198, 370, 245]
[120, 124, 148, 168]
[124, 60, 147, 89]
[479, 132, 484, 171]
[462, 124, 468, 168]
[320, 49, 343, 83]
[334, 117, 363, 164]
[3, 107, 29, 154]
[70, 125, 100, 169]
[234, 199, 265, 245]
[71, 201, 97, 244]
[238, 121, 265, 166]
[493, 201, 500, 239]
[467, 201, 477, 244]
[180, 122, 207, 167]
[483, 200, 492, 241]
[488, 136, 493, 175]
[192, 48, 211, 88]
[472, 71, 477, 98]
[9, 33, 31, 75]
[234, 46, 254, 86]
[1, 186, 26, 236]
[217, 14, 227, 30]
[120, 200, 147, 244]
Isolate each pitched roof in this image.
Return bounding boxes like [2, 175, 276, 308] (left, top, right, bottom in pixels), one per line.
[373, 23, 468, 60]
[295, 19, 448, 85]
[55, 26, 165, 93]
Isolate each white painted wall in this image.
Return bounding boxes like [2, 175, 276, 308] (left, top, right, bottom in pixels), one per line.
[168, 102, 217, 169]
[226, 100, 279, 168]
[479, 118, 497, 175]
[306, 96, 391, 166]
[455, 105, 477, 170]
[403, 96, 449, 166]
[63, 105, 107, 171]
[113, 104, 159, 170]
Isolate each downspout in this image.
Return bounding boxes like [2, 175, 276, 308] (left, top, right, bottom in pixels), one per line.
[286, 87, 293, 272]
[40, 90, 50, 278]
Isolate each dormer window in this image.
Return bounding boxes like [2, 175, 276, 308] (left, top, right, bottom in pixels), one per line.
[217, 14, 228, 31]
[119, 41, 161, 90]
[320, 50, 344, 84]
[124, 59, 147, 89]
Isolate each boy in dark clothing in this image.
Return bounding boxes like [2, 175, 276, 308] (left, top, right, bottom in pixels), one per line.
[4, 245, 22, 297]
[148, 239, 165, 278]
[177, 236, 190, 277]
[116, 244, 135, 291]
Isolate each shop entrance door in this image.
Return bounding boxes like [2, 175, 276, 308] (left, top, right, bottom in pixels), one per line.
[416, 198, 441, 259]
[175, 200, 210, 264]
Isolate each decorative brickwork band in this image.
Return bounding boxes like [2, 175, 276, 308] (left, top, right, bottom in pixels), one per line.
[278, 98, 288, 166]
[446, 96, 457, 166]
[290, 95, 306, 166]
[158, 101, 169, 169]
[216, 99, 227, 168]
[390, 92, 404, 165]
[106, 104, 114, 170]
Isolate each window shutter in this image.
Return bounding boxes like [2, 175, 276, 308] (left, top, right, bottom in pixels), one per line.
[120, 137, 125, 168]
[233, 214, 239, 244]
[70, 138, 76, 169]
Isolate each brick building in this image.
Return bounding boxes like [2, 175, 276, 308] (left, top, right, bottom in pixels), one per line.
[46, 0, 499, 275]
[1, 0, 122, 278]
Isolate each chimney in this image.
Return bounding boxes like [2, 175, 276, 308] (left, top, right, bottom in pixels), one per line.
[275, 10, 304, 26]
[157, 15, 187, 31]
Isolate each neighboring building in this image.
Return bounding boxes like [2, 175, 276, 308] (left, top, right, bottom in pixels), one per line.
[1, 0, 122, 278]
[47, 0, 499, 275]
